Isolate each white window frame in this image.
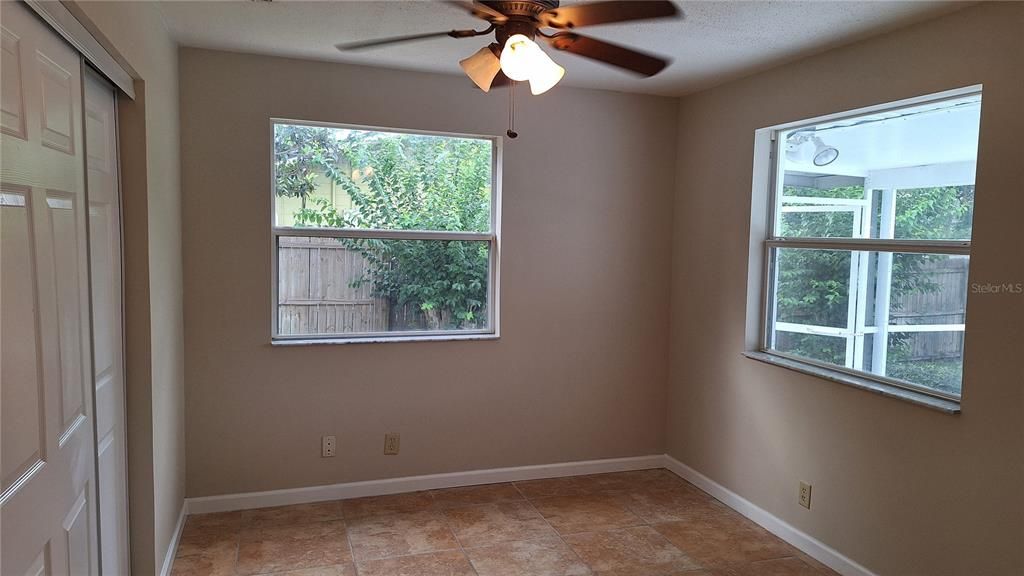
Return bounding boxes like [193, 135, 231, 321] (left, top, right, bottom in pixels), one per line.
[745, 86, 981, 408]
[269, 118, 501, 344]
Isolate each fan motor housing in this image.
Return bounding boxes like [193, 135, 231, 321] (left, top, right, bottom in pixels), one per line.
[482, 1, 559, 19]
[488, 1, 558, 44]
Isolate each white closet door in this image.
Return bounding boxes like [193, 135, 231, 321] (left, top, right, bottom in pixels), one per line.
[1, 3, 98, 575]
[85, 69, 127, 576]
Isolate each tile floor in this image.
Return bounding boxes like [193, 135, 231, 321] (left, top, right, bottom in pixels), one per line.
[171, 468, 838, 576]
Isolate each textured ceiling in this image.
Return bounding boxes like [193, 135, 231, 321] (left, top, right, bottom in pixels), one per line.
[158, 0, 969, 96]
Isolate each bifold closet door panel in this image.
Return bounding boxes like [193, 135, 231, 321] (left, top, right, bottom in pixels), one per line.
[2, 2, 99, 575]
[85, 68, 129, 576]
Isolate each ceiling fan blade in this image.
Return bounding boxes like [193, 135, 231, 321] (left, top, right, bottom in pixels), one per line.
[336, 29, 476, 51]
[444, 1, 508, 23]
[539, 1, 679, 29]
[545, 32, 669, 77]
[336, 31, 454, 51]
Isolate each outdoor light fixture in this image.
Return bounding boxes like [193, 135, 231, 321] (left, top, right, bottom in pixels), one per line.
[785, 132, 840, 167]
[499, 34, 565, 95]
[811, 136, 840, 166]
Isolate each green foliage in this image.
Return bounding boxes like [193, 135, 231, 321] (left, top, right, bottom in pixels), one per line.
[894, 186, 974, 240]
[886, 355, 963, 396]
[274, 125, 347, 208]
[275, 126, 492, 330]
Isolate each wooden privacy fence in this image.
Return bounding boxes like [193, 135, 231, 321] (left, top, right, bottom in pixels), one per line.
[890, 256, 969, 360]
[277, 236, 389, 335]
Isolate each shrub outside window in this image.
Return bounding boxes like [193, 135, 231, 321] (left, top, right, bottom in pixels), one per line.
[271, 120, 499, 342]
[761, 90, 981, 400]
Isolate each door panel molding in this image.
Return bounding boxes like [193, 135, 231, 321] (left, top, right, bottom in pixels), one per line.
[22, 0, 134, 99]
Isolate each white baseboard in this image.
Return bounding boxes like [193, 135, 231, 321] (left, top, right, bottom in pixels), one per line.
[185, 454, 665, 515]
[159, 503, 188, 576]
[663, 455, 876, 576]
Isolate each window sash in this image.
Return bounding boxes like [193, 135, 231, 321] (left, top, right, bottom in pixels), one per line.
[766, 237, 970, 255]
[269, 119, 501, 342]
[762, 156, 972, 401]
[764, 348, 964, 401]
[271, 229, 499, 341]
[273, 227, 494, 242]
[761, 240, 969, 400]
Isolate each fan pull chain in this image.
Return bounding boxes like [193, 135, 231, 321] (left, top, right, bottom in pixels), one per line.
[507, 80, 518, 139]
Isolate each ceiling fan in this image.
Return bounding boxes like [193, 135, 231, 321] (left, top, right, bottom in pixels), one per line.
[335, 1, 680, 96]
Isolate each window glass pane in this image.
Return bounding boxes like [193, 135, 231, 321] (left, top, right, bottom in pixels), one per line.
[778, 185, 864, 239]
[893, 186, 974, 240]
[773, 248, 852, 329]
[274, 123, 493, 232]
[886, 332, 964, 397]
[769, 249, 968, 397]
[277, 237, 490, 337]
[774, 332, 847, 366]
[776, 94, 980, 240]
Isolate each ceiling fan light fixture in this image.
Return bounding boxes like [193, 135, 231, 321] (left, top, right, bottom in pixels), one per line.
[499, 34, 564, 93]
[527, 58, 564, 95]
[459, 44, 502, 92]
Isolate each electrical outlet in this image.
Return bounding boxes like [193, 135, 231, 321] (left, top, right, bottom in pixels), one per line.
[798, 481, 812, 509]
[384, 433, 400, 455]
[321, 435, 336, 458]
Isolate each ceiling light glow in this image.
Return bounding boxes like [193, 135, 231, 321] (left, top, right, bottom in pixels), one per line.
[499, 34, 565, 95]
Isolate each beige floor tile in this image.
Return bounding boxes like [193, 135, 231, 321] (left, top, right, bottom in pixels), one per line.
[170, 471, 834, 576]
[653, 511, 794, 568]
[356, 550, 477, 576]
[614, 486, 729, 524]
[430, 482, 524, 508]
[175, 522, 239, 558]
[531, 494, 644, 535]
[443, 501, 557, 547]
[185, 510, 244, 531]
[236, 520, 351, 575]
[584, 469, 690, 493]
[170, 547, 236, 576]
[241, 501, 344, 528]
[731, 556, 832, 576]
[515, 475, 603, 499]
[663, 565, 737, 569]
[347, 510, 460, 562]
[565, 526, 701, 576]
[466, 536, 592, 576]
[341, 491, 435, 519]
[259, 564, 359, 576]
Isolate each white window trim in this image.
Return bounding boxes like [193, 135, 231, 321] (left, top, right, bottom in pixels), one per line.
[269, 118, 502, 344]
[744, 86, 982, 410]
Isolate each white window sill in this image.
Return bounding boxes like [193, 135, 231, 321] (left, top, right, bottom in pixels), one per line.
[742, 351, 961, 414]
[272, 333, 500, 346]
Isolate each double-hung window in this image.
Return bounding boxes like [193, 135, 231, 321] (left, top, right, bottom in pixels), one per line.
[271, 120, 500, 343]
[755, 88, 982, 403]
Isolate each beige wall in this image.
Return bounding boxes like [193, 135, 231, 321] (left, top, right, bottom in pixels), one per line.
[667, 4, 1023, 576]
[179, 48, 677, 497]
[68, 2, 185, 574]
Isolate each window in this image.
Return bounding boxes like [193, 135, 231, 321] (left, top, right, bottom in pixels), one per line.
[271, 120, 499, 343]
[757, 89, 981, 401]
